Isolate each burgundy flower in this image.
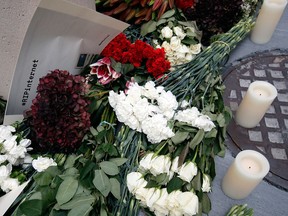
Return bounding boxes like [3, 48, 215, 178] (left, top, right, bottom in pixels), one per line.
[175, 0, 195, 10]
[90, 57, 121, 85]
[28, 70, 91, 153]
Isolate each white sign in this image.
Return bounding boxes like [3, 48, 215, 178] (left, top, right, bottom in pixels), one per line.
[4, 0, 129, 125]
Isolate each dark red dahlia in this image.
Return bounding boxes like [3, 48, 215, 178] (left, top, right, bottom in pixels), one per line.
[29, 69, 91, 153]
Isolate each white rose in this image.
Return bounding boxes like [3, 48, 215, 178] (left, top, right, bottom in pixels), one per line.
[161, 26, 173, 39]
[1, 177, 19, 193]
[32, 156, 57, 172]
[139, 153, 154, 172]
[3, 136, 17, 152]
[202, 174, 211, 192]
[146, 188, 161, 209]
[178, 191, 199, 215]
[0, 164, 12, 182]
[6, 155, 19, 165]
[170, 156, 179, 173]
[161, 41, 172, 53]
[9, 145, 27, 159]
[166, 190, 182, 213]
[170, 36, 181, 51]
[150, 155, 171, 176]
[190, 43, 202, 55]
[194, 115, 215, 132]
[173, 26, 186, 40]
[0, 125, 15, 142]
[0, 155, 8, 164]
[185, 53, 194, 62]
[134, 187, 149, 206]
[177, 161, 198, 183]
[126, 172, 147, 194]
[151, 188, 169, 216]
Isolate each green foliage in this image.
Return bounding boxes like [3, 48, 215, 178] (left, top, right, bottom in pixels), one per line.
[11, 123, 126, 216]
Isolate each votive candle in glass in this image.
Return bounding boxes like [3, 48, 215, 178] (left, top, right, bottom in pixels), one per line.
[222, 150, 270, 199]
[235, 81, 277, 128]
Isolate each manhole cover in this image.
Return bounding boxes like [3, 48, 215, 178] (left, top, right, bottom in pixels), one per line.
[223, 49, 288, 191]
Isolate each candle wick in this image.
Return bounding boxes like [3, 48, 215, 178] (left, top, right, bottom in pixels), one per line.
[249, 166, 251, 169]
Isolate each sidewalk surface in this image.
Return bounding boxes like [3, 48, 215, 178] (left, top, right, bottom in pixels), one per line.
[210, 6, 288, 216]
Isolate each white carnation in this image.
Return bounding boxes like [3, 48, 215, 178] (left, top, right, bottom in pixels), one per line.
[175, 107, 200, 125]
[194, 115, 215, 132]
[3, 136, 17, 152]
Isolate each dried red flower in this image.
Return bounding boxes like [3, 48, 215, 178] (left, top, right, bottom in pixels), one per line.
[29, 69, 91, 152]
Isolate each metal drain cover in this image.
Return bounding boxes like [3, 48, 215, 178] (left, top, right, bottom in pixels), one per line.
[223, 49, 288, 191]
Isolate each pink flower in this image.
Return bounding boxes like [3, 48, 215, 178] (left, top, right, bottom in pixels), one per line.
[90, 57, 121, 85]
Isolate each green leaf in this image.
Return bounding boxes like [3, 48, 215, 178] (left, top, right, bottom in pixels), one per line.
[68, 203, 92, 216]
[140, 20, 157, 36]
[160, 9, 175, 19]
[99, 161, 119, 176]
[109, 158, 127, 166]
[100, 207, 108, 216]
[33, 172, 54, 186]
[156, 19, 167, 26]
[171, 131, 189, 145]
[64, 154, 77, 169]
[79, 161, 96, 180]
[202, 193, 211, 214]
[189, 129, 205, 150]
[216, 113, 226, 127]
[167, 177, 183, 193]
[19, 200, 43, 216]
[56, 177, 79, 205]
[93, 170, 111, 197]
[60, 195, 95, 210]
[205, 128, 217, 138]
[109, 178, 121, 200]
[61, 167, 79, 178]
[89, 127, 98, 136]
[191, 172, 201, 191]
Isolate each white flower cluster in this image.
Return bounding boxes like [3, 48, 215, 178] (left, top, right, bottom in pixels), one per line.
[109, 81, 178, 143]
[109, 83, 215, 143]
[155, 26, 202, 66]
[174, 107, 216, 132]
[127, 153, 212, 215]
[0, 125, 32, 193]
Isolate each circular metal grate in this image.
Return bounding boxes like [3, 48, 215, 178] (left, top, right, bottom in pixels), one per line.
[223, 49, 288, 191]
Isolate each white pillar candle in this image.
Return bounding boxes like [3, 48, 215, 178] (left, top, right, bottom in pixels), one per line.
[236, 81, 277, 128]
[222, 150, 270, 199]
[250, 0, 287, 44]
